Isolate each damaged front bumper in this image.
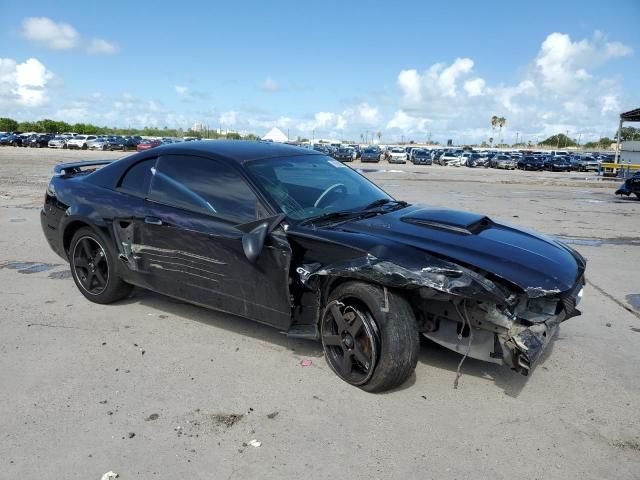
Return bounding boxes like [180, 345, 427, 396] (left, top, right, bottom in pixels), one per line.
[501, 318, 560, 375]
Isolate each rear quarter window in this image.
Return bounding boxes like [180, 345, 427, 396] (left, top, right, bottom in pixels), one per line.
[118, 158, 156, 197]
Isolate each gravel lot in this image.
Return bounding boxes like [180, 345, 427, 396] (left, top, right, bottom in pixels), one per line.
[1, 147, 639, 479]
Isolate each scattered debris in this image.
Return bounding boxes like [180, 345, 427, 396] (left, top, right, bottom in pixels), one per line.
[300, 359, 312, 367]
[159, 314, 168, 319]
[101, 472, 119, 480]
[211, 413, 243, 428]
[127, 432, 136, 439]
[612, 439, 640, 451]
[27, 323, 79, 329]
[99, 400, 107, 404]
[266, 411, 279, 419]
[145, 413, 159, 421]
[248, 439, 262, 447]
[606, 323, 612, 327]
[631, 327, 640, 333]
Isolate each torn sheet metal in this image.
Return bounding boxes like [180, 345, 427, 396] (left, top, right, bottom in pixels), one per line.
[296, 252, 513, 305]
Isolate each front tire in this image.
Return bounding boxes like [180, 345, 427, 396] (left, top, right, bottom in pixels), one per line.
[69, 227, 132, 304]
[322, 281, 419, 392]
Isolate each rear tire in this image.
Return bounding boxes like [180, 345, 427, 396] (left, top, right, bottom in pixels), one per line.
[322, 281, 419, 392]
[69, 227, 132, 304]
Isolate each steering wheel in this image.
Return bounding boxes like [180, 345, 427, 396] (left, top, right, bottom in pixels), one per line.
[314, 183, 347, 208]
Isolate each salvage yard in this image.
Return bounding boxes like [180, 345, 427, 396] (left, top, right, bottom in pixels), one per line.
[1, 147, 639, 479]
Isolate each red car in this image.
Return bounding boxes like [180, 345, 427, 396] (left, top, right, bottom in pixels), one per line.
[136, 139, 162, 152]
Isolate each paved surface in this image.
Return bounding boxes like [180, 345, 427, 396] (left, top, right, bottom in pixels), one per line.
[1, 147, 639, 479]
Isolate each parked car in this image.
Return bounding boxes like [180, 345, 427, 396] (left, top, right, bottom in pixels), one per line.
[360, 148, 381, 163]
[29, 134, 54, 148]
[333, 147, 355, 162]
[388, 147, 407, 164]
[410, 149, 432, 165]
[48, 136, 69, 149]
[136, 139, 162, 152]
[491, 154, 516, 169]
[543, 157, 572, 172]
[440, 152, 462, 166]
[67, 135, 97, 150]
[40, 141, 586, 391]
[517, 156, 544, 171]
[88, 137, 111, 151]
[105, 136, 137, 151]
[615, 171, 640, 199]
[573, 156, 600, 172]
[465, 153, 485, 168]
[0, 133, 24, 146]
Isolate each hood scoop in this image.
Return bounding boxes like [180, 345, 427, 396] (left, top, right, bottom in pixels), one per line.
[401, 208, 494, 235]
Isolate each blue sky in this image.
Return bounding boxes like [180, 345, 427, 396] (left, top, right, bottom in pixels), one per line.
[1, 0, 639, 143]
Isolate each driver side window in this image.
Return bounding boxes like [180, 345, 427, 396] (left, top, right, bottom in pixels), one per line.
[148, 155, 259, 224]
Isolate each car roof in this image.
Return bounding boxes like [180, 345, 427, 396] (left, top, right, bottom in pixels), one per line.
[148, 140, 318, 164]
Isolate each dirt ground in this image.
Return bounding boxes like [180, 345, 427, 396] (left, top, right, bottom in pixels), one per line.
[1, 147, 639, 479]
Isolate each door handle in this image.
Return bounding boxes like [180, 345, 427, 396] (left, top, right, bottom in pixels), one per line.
[144, 216, 163, 225]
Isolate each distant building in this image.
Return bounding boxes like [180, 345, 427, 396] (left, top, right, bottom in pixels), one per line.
[191, 122, 205, 132]
[620, 141, 640, 165]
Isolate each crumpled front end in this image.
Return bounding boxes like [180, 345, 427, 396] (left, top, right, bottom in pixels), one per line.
[296, 249, 585, 376]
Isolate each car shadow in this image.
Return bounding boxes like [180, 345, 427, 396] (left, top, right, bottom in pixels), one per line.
[416, 330, 559, 398]
[114, 288, 557, 397]
[119, 288, 324, 358]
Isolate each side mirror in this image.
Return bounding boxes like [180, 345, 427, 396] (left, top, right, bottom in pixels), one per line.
[242, 222, 269, 263]
[237, 213, 286, 263]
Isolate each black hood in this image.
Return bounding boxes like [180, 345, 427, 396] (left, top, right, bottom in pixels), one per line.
[331, 205, 585, 295]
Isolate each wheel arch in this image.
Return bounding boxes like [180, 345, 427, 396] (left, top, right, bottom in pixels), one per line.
[62, 219, 112, 256]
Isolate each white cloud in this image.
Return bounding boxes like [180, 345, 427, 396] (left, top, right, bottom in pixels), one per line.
[261, 76, 279, 92]
[398, 69, 421, 103]
[87, 38, 118, 55]
[464, 78, 486, 96]
[438, 58, 474, 97]
[22, 17, 78, 50]
[386, 110, 430, 132]
[356, 103, 381, 125]
[21, 17, 118, 55]
[398, 57, 476, 106]
[298, 111, 343, 132]
[175, 85, 188, 95]
[0, 57, 53, 107]
[220, 111, 238, 126]
[535, 32, 633, 92]
[600, 94, 619, 115]
[389, 31, 634, 143]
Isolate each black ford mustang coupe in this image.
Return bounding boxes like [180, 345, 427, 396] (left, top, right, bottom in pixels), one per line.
[41, 141, 586, 391]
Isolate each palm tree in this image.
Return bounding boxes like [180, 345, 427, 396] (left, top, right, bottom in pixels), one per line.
[490, 116, 498, 146]
[376, 131, 382, 143]
[498, 117, 506, 145]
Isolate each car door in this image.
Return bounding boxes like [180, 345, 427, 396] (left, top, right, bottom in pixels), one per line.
[137, 153, 292, 329]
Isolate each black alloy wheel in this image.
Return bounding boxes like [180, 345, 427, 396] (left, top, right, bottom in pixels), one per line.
[321, 301, 379, 386]
[72, 236, 109, 295]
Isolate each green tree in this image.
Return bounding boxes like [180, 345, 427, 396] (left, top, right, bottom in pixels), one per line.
[616, 126, 640, 141]
[490, 116, 498, 146]
[0, 117, 18, 132]
[497, 116, 506, 144]
[539, 133, 576, 147]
